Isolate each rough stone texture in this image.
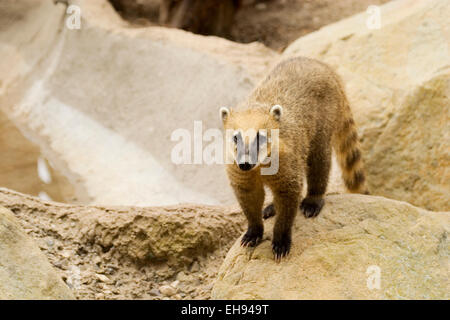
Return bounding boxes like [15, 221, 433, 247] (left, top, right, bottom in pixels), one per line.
[0, 187, 244, 266]
[212, 195, 449, 300]
[283, 0, 450, 211]
[0, 0, 277, 207]
[0, 187, 245, 299]
[0, 206, 74, 299]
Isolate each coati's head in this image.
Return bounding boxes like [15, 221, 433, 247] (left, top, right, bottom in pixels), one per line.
[219, 104, 283, 172]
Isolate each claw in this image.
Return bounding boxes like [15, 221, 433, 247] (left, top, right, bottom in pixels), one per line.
[262, 203, 276, 220]
[241, 226, 263, 247]
[300, 197, 324, 218]
[272, 235, 291, 261]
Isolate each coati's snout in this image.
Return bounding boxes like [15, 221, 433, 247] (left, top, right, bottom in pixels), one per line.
[238, 162, 254, 171]
[233, 129, 267, 171]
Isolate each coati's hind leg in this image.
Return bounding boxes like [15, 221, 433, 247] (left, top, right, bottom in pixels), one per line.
[262, 203, 275, 219]
[301, 139, 331, 218]
[230, 179, 265, 247]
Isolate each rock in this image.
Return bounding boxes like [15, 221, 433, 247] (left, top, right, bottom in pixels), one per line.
[170, 280, 180, 288]
[0, 0, 277, 207]
[283, 0, 450, 211]
[96, 274, 110, 283]
[0, 206, 74, 299]
[159, 285, 177, 297]
[149, 288, 160, 296]
[212, 195, 449, 299]
[95, 293, 105, 300]
[190, 261, 200, 272]
[0, 188, 245, 266]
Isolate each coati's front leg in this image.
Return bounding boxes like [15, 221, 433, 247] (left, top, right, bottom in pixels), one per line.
[272, 185, 301, 260]
[230, 178, 265, 247]
[301, 139, 331, 218]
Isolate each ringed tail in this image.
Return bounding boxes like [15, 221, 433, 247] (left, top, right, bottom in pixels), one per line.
[334, 98, 369, 195]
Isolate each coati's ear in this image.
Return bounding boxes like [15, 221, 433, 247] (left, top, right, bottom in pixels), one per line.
[219, 107, 230, 123]
[270, 104, 283, 120]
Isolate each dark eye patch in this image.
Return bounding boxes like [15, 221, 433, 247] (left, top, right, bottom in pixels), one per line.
[233, 132, 242, 144]
[257, 131, 267, 148]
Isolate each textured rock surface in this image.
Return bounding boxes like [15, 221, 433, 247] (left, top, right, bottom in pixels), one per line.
[0, 187, 245, 299]
[283, 0, 450, 211]
[0, 188, 244, 266]
[212, 195, 449, 300]
[0, 206, 74, 299]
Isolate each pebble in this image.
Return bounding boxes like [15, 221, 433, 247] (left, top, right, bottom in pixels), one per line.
[149, 288, 160, 296]
[170, 280, 180, 288]
[93, 256, 102, 266]
[176, 271, 187, 281]
[95, 293, 105, 300]
[60, 250, 71, 258]
[96, 274, 110, 283]
[190, 261, 200, 272]
[46, 238, 54, 247]
[159, 285, 177, 297]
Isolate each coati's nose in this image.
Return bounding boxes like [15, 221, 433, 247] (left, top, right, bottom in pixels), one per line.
[239, 162, 255, 171]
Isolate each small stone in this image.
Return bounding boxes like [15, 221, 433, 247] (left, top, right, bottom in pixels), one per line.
[190, 261, 200, 272]
[176, 271, 187, 281]
[93, 256, 102, 266]
[96, 274, 110, 282]
[159, 285, 176, 297]
[46, 238, 54, 247]
[60, 250, 71, 258]
[149, 288, 160, 296]
[170, 280, 180, 288]
[95, 293, 105, 300]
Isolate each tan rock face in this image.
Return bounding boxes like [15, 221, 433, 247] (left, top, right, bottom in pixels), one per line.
[283, 0, 450, 211]
[0, 187, 245, 299]
[0, 0, 277, 207]
[212, 195, 449, 300]
[0, 206, 74, 299]
[0, 188, 244, 266]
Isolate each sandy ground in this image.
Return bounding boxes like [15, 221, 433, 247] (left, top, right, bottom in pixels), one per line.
[112, 0, 392, 50]
[232, 0, 392, 50]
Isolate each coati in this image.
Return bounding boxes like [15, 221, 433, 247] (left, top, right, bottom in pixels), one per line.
[220, 57, 368, 260]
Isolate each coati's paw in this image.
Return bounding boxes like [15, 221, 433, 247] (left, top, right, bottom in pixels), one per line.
[241, 226, 263, 247]
[272, 233, 291, 261]
[262, 203, 276, 219]
[300, 197, 324, 218]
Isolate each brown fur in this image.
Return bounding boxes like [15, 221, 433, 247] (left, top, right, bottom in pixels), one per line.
[221, 57, 368, 260]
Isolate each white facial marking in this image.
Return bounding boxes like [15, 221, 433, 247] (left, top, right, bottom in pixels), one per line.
[270, 104, 283, 120]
